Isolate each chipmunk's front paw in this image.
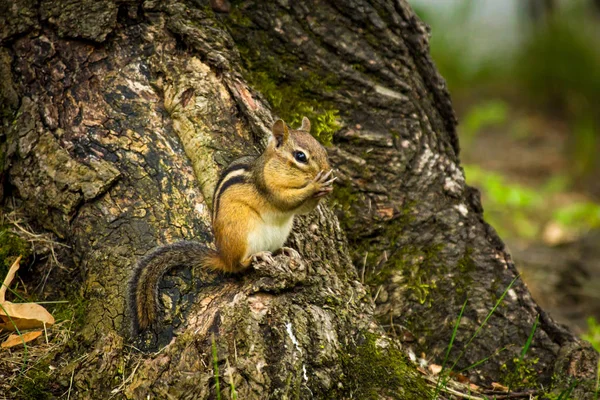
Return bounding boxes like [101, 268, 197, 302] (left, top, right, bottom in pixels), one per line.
[313, 169, 337, 198]
[251, 251, 275, 265]
[247, 248, 307, 294]
[275, 246, 301, 259]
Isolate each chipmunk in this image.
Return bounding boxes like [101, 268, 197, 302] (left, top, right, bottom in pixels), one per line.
[128, 117, 335, 334]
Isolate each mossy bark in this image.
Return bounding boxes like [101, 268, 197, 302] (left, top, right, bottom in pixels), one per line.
[0, 0, 597, 399]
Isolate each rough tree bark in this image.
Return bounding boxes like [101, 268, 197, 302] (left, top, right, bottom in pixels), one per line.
[0, 0, 597, 399]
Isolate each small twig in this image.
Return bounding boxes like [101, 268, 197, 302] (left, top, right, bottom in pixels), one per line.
[0, 256, 22, 302]
[109, 359, 142, 398]
[372, 285, 383, 303]
[8, 220, 69, 247]
[361, 252, 368, 284]
[234, 339, 238, 363]
[345, 291, 354, 307]
[67, 368, 75, 400]
[434, 384, 486, 400]
[479, 389, 541, 399]
[425, 374, 540, 400]
[40, 262, 54, 294]
[390, 314, 397, 337]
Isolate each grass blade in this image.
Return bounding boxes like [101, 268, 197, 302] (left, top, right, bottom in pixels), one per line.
[0, 302, 29, 372]
[212, 333, 221, 400]
[433, 298, 468, 399]
[449, 275, 520, 373]
[519, 314, 539, 362]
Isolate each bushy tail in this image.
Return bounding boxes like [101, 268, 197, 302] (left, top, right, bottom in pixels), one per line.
[128, 241, 223, 335]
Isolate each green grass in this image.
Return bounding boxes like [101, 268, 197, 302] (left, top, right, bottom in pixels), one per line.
[226, 358, 238, 400]
[501, 315, 540, 390]
[583, 317, 600, 353]
[432, 276, 521, 398]
[433, 298, 467, 398]
[582, 317, 600, 400]
[212, 334, 221, 400]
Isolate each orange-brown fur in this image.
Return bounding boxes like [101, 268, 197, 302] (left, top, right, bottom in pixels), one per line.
[128, 117, 334, 334]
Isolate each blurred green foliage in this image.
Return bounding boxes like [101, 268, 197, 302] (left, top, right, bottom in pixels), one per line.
[515, 9, 600, 120]
[461, 100, 509, 147]
[464, 165, 541, 209]
[414, 0, 600, 240]
[416, 0, 600, 364]
[515, 7, 600, 177]
[583, 317, 600, 353]
[415, 0, 600, 176]
[412, 2, 509, 95]
[464, 165, 541, 239]
[464, 165, 600, 239]
[552, 202, 600, 229]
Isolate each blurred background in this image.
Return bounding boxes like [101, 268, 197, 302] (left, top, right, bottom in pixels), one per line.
[408, 0, 600, 349]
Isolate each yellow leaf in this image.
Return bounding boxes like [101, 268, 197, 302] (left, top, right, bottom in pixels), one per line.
[1, 330, 43, 348]
[0, 256, 55, 331]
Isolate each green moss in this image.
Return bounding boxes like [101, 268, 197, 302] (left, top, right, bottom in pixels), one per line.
[351, 63, 366, 73]
[334, 194, 456, 307]
[244, 70, 340, 145]
[50, 293, 87, 330]
[339, 332, 431, 399]
[455, 248, 476, 296]
[0, 226, 31, 278]
[15, 362, 53, 400]
[500, 356, 541, 391]
[542, 375, 580, 400]
[226, 9, 341, 145]
[228, 6, 252, 28]
[369, 243, 444, 307]
[10, 298, 86, 400]
[329, 183, 359, 232]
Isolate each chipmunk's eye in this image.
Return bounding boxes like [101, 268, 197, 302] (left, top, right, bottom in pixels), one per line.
[293, 150, 308, 163]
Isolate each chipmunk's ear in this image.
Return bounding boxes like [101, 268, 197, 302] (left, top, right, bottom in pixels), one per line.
[271, 119, 289, 147]
[300, 116, 311, 132]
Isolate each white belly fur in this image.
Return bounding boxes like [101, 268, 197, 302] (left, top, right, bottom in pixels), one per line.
[246, 212, 295, 257]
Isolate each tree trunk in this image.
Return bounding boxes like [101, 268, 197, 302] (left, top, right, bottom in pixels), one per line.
[0, 0, 597, 398]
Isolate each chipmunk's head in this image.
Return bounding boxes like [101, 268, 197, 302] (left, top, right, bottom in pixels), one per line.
[266, 117, 330, 182]
[262, 117, 332, 212]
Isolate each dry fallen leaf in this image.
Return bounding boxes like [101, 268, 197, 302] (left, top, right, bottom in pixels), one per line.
[491, 382, 509, 392]
[449, 371, 470, 383]
[469, 383, 481, 392]
[0, 256, 55, 331]
[429, 364, 443, 375]
[1, 330, 43, 348]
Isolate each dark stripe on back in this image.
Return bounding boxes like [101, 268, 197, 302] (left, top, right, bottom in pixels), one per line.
[213, 163, 249, 219]
[213, 174, 247, 220]
[213, 163, 249, 197]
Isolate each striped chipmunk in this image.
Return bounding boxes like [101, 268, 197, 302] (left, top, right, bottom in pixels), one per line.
[128, 117, 335, 333]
